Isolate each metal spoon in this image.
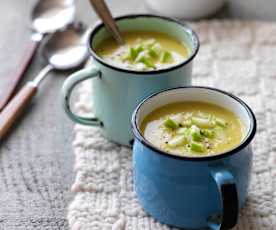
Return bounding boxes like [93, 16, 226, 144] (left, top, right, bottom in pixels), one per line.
[89, 0, 125, 45]
[0, 0, 75, 111]
[0, 23, 88, 140]
[32, 0, 75, 37]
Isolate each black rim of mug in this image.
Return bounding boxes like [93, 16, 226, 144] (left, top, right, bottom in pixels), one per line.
[131, 86, 257, 161]
[88, 14, 200, 75]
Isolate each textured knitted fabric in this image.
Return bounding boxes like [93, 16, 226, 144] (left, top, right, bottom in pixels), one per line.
[67, 21, 276, 230]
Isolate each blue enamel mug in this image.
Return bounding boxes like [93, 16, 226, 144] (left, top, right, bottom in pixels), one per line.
[131, 87, 257, 229]
[61, 14, 199, 146]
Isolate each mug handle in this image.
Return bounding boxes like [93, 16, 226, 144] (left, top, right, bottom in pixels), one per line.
[61, 66, 103, 126]
[208, 166, 239, 230]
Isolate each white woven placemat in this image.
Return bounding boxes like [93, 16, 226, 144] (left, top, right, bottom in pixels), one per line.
[67, 21, 276, 230]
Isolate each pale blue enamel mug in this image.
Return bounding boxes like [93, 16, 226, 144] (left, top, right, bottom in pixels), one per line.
[61, 14, 199, 146]
[131, 87, 257, 229]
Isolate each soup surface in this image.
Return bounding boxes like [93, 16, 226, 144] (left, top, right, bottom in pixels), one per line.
[141, 102, 245, 157]
[95, 31, 190, 71]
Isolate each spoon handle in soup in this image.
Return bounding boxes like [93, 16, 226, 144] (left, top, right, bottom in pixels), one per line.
[89, 0, 125, 45]
[0, 40, 39, 111]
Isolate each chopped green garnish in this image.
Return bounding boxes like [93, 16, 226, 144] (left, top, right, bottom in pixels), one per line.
[135, 51, 156, 69]
[176, 127, 188, 135]
[160, 50, 173, 63]
[143, 39, 157, 47]
[140, 57, 156, 69]
[215, 118, 228, 128]
[149, 48, 158, 58]
[190, 125, 203, 142]
[134, 51, 149, 62]
[118, 39, 177, 69]
[201, 129, 215, 138]
[121, 53, 131, 61]
[148, 43, 162, 58]
[182, 119, 192, 127]
[129, 47, 138, 60]
[192, 132, 203, 142]
[189, 141, 206, 153]
[191, 117, 214, 128]
[134, 44, 144, 54]
[168, 135, 187, 147]
[123, 45, 144, 62]
[163, 118, 179, 129]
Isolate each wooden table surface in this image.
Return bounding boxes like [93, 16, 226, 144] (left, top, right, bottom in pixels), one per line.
[0, 0, 273, 229]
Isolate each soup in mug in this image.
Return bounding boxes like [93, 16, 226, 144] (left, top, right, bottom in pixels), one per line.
[141, 101, 245, 157]
[95, 31, 190, 71]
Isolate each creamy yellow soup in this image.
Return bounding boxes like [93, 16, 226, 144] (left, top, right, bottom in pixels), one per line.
[95, 31, 190, 71]
[141, 102, 245, 157]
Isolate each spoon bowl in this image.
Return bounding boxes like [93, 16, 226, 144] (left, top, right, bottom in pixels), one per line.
[43, 23, 88, 70]
[31, 0, 75, 35]
[0, 0, 76, 112]
[0, 23, 89, 140]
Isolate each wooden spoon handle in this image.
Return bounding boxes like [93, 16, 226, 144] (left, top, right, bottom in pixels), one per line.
[89, 0, 125, 45]
[0, 82, 37, 140]
[0, 40, 39, 111]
